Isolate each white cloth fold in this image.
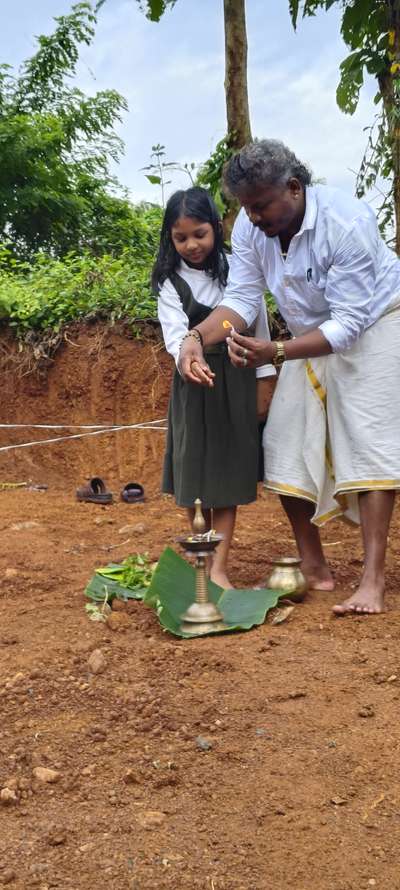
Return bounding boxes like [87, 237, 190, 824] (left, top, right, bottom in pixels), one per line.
[263, 295, 400, 526]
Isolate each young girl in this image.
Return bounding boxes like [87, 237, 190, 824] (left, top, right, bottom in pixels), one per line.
[153, 187, 275, 588]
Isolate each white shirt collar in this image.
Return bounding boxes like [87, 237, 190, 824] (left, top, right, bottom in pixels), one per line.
[180, 259, 204, 273]
[296, 186, 317, 235]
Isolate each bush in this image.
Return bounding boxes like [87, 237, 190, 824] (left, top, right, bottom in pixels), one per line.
[0, 205, 162, 334]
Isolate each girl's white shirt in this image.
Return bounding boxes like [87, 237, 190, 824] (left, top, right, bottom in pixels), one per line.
[157, 259, 275, 378]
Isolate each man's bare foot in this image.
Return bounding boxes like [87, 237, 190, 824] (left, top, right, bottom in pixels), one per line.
[301, 562, 335, 591]
[333, 579, 384, 615]
[210, 569, 233, 590]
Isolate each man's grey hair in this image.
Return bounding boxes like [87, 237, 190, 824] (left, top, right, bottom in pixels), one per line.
[223, 139, 312, 196]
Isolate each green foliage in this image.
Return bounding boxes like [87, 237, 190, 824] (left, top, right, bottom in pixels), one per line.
[0, 2, 132, 260]
[85, 552, 157, 604]
[96, 0, 176, 20]
[0, 204, 162, 333]
[196, 135, 236, 216]
[290, 1, 390, 112]
[97, 552, 156, 595]
[291, 0, 400, 243]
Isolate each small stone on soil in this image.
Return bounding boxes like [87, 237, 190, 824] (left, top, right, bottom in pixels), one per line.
[118, 523, 147, 534]
[0, 869, 16, 885]
[11, 520, 40, 531]
[136, 810, 166, 830]
[87, 649, 107, 675]
[106, 612, 130, 632]
[123, 769, 140, 785]
[33, 767, 60, 784]
[111, 599, 127, 612]
[195, 736, 213, 751]
[0, 788, 18, 805]
[46, 825, 67, 846]
[359, 705, 375, 718]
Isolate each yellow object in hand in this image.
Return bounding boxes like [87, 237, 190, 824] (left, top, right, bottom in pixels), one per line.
[222, 319, 233, 330]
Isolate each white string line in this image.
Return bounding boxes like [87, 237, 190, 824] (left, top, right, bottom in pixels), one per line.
[0, 419, 167, 430]
[0, 421, 167, 453]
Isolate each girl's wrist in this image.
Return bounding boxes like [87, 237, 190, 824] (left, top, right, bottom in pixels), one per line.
[191, 327, 204, 347]
[179, 329, 204, 352]
[179, 329, 204, 353]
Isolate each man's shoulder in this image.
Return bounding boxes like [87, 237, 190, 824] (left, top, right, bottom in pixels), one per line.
[312, 184, 375, 227]
[232, 207, 264, 246]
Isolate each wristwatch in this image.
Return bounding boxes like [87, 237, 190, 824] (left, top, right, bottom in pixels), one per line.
[271, 341, 286, 367]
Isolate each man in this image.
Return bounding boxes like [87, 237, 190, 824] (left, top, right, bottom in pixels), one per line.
[179, 138, 400, 615]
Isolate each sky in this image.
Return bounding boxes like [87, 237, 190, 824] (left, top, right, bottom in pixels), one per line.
[0, 0, 378, 206]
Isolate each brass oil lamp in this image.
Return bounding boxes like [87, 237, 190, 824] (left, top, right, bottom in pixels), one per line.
[178, 499, 226, 635]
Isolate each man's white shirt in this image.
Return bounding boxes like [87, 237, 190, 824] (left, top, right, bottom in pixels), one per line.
[221, 185, 400, 352]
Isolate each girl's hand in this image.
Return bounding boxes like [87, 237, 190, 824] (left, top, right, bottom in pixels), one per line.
[227, 330, 274, 368]
[256, 377, 276, 423]
[179, 337, 215, 387]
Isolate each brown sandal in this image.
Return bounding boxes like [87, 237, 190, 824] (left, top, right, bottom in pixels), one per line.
[76, 477, 113, 504]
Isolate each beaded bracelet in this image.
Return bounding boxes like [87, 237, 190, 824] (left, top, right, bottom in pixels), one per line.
[180, 329, 203, 348]
[192, 328, 204, 346]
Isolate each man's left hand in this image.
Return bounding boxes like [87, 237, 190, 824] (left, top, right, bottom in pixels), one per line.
[227, 330, 274, 368]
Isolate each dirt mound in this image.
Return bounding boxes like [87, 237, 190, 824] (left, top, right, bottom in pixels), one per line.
[0, 324, 399, 889]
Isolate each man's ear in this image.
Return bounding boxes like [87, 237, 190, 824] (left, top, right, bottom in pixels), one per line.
[288, 177, 302, 198]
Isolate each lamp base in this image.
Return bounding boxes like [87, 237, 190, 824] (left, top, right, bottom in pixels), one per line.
[180, 600, 227, 636]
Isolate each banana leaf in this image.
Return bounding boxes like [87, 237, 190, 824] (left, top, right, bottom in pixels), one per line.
[85, 571, 147, 603]
[144, 547, 280, 638]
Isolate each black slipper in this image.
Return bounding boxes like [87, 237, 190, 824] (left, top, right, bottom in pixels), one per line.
[76, 477, 113, 504]
[120, 482, 145, 504]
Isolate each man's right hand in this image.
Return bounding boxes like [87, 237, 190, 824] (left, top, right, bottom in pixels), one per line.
[179, 336, 215, 387]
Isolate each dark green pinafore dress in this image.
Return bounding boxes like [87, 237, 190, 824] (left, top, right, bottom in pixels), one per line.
[161, 272, 259, 509]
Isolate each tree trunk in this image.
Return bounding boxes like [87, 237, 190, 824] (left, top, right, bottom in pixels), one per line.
[392, 0, 400, 256]
[381, 1, 400, 255]
[224, 0, 252, 149]
[223, 0, 252, 238]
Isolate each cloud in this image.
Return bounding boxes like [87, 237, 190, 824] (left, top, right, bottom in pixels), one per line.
[2, 0, 381, 205]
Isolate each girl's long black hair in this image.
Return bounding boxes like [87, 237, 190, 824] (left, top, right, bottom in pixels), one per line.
[151, 186, 228, 293]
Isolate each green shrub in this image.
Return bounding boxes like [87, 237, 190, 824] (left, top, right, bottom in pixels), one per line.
[0, 204, 162, 334]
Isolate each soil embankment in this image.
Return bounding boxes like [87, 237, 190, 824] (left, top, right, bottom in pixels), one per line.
[0, 322, 171, 491]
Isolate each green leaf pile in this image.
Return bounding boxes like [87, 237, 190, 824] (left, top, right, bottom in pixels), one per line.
[85, 552, 156, 603]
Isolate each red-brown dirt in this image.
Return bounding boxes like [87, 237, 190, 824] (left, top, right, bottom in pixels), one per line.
[0, 323, 399, 890]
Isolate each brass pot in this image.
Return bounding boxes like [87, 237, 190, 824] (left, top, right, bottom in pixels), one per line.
[266, 557, 307, 603]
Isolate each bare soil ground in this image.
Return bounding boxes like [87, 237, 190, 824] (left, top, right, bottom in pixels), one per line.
[0, 324, 399, 890]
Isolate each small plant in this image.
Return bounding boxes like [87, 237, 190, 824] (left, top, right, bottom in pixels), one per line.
[141, 144, 196, 206]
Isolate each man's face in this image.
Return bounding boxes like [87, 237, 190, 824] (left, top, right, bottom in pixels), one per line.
[236, 180, 304, 238]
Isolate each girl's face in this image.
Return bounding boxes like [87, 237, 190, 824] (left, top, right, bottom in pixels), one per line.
[171, 215, 215, 268]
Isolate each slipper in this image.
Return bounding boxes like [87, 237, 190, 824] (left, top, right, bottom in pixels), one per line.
[120, 482, 145, 504]
[76, 477, 113, 505]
